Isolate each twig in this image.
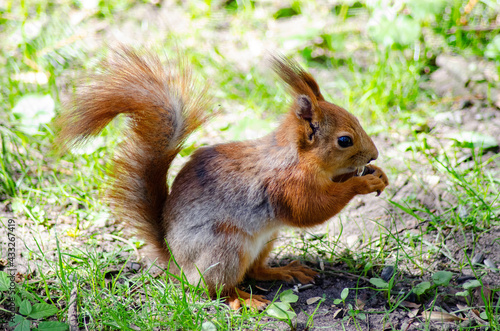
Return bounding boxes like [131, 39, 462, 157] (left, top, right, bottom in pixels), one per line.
[68, 282, 79, 331]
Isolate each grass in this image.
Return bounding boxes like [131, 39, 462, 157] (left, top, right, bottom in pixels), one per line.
[1, 0, 500, 330]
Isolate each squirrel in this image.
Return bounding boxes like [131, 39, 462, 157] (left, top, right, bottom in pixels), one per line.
[57, 46, 389, 310]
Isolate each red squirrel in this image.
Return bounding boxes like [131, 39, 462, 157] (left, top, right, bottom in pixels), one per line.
[57, 46, 389, 310]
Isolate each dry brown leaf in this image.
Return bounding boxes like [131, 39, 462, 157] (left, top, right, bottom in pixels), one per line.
[401, 301, 421, 309]
[455, 304, 469, 318]
[14, 272, 25, 283]
[408, 308, 420, 318]
[332, 308, 343, 319]
[474, 286, 492, 305]
[421, 311, 465, 322]
[470, 309, 488, 325]
[355, 298, 366, 310]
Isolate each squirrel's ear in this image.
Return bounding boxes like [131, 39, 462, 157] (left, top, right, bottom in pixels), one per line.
[296, 95, 319, 141]
[296, 95, 313, 121]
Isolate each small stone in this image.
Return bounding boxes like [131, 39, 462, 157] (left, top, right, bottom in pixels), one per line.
[471, 253, 484, 265]
[484, 258, 498, 273]
[127, 262, 142, 272]
[345, 235, 361, 249]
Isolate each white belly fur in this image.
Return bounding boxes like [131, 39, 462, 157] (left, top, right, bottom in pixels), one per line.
[245, 226, 278, 265]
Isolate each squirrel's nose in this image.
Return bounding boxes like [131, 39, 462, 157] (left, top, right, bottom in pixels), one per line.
[368, 149, 378, 163]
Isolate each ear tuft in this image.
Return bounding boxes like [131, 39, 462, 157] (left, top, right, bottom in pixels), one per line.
[272, 55, 324, 101]
[296, 95, 312, 121]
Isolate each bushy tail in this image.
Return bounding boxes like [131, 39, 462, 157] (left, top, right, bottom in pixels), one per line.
[57, 46, 212, 257]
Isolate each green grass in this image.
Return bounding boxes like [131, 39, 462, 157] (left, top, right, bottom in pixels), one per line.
[1, 0, 500, 330]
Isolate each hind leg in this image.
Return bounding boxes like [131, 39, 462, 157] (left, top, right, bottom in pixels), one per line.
[246, 235, 318, 284]
[179, 234, 271, 310]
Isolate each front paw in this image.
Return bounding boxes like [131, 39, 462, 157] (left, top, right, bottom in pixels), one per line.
[354, 165, 389, 195]
[365, 165, 389, 186]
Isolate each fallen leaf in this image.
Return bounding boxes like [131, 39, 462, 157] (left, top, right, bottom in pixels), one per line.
[332, 308, 343, 319]
[470, 309, 488, 325]
[421, 311, 465, 322]
[474, 286, 492, 305]
[14, 272, 25, 283]
[446, 131, 499, 149]
[408, 308, 420, 318]
[355, 298, 365, 310]
[306, 297, 322, 305]
[401, 301, 421, 309]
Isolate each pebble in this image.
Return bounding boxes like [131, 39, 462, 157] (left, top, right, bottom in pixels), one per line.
[471, 253, 484, 265]
[345, 235, 361, 249]
[484, 258, 498, 272]
[127, 262, 142, 272]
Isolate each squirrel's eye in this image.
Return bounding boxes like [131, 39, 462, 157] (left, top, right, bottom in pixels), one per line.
[338, 136, 353, 148]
